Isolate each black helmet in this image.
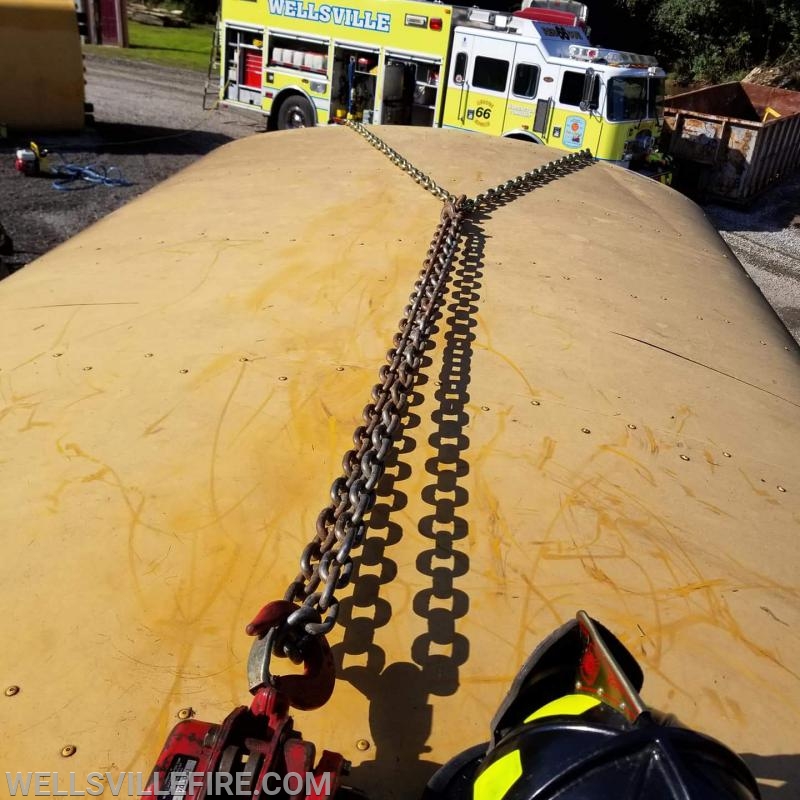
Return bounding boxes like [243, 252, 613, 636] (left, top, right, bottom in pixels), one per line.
[425, 612, 760, 800]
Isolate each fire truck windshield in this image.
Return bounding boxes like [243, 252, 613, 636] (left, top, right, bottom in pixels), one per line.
[606, 76, 664, 121]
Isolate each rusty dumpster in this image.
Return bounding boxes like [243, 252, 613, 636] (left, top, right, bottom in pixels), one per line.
[661, 81, 800, 204]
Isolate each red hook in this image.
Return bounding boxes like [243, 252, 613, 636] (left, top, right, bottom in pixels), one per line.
[246, 600, 336, 711]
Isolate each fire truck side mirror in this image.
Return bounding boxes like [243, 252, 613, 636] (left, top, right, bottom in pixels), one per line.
[579, 68, 599, 113]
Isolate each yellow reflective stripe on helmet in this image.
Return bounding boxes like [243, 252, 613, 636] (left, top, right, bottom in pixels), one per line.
[524, 693, 601, 723]
[473, 750, 522, 800]
[472, 695, 602, 800]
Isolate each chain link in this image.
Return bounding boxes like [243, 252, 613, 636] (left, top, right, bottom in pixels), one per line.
[278, 194, 465, 658]
[346, 120, 458, 204]
[346, 119, 593, 212]
[467, 148, 593, 211]
[269, 122, 593, 663]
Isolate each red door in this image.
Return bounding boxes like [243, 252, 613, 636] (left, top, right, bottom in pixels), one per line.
[100, 0, 127, 46]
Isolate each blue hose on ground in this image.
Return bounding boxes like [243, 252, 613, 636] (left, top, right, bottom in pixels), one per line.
[51, 161, 133, 191]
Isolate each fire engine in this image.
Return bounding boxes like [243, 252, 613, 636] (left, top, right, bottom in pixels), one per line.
[217, 0, 666, 166]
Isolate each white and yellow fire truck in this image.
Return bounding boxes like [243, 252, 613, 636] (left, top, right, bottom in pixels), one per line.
[218, 0, 665, 165]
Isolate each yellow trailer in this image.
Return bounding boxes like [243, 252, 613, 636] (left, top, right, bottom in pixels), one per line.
[0, 0, 85, 131]
[0, 128, 798, 798]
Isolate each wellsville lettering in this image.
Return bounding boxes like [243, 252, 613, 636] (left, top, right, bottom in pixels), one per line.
[268, 0, 391, 31]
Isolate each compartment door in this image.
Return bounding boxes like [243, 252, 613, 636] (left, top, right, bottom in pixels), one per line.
[503, 43, 557, 141]
[442, 32, 515, 136]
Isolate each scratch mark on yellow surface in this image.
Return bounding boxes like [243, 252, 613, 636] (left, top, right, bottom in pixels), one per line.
[597, 445, 656, 487]
[595, 387, 614, 407]
[144, 406, 177, 436]
[676, 484, 732, 518]
[673, 405, 694, 435]
[230, 387, 275, 446]
[476, 343, 540, 399]
[671, 579, 727, 597]
[537, 436, 556, 470]
[738, 468, 772, 498]
[173, 246, 225, 305]
[19, 405, 52, 431]
[14, 696, 81, 735]
[23, 302, 139, 308]
[49, 426, 258, 773]
[703, 450, 719, 472]
[523, 306, 575, 351]
[611, 331, 800, 408]
[73, 243, 230, 343]
[52, 438, 174, 607]
[8, 349, 47, 373]
[0, 401, 37, 426]
[760, 606, 789, 627]
[701, 687, 728, 718]
[209, 361, 247, 524]
[64, 386, 106, 409]
[725, 696, 745, 725]
[643, 426, 659, 454]
[510, 422, 800, 710]
[50, 307, 81, 351]
[480, 479, 506, 581]
[143, 546, 173, 576]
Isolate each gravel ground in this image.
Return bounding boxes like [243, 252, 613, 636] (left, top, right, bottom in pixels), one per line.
[0, 56, 261, 272]
[1, 55, 798, 342]
[704, 171, 800, 342]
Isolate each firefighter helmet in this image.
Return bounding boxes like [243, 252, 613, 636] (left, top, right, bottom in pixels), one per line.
[425, 612, 760, 800]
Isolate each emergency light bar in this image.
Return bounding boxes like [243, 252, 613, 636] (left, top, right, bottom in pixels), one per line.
[569, 45, 599, 60]
[405, 13, 443, 30]
[568, 44, 658, 66]
[521, 0, 588, 23]
[467, 8, 510, 28]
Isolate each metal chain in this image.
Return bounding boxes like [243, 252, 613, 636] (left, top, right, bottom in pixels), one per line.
[468, 148, 593, 210]
[346, 120, 593, 212]
[277, 195, 465, 660]
[346, 120, 458, 204]
[268, 122, 593, 664]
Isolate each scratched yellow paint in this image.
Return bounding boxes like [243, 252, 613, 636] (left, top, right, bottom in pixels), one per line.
[0, 128, 798, 798]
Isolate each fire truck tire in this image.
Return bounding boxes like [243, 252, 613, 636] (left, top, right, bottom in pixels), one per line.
[276, 95, 315, 130]
[505, 132, 542, 145]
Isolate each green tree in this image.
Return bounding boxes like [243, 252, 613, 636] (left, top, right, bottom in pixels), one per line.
[181, 0, 217, 23]
[611, 0, 800, 81]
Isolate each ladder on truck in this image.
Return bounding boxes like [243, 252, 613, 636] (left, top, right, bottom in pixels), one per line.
[202, 11, 222, 111]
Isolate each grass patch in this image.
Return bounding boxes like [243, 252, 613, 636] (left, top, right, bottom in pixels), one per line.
[84, 21, 214, 71]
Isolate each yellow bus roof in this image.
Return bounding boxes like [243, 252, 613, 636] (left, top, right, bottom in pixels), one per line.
[0, 127, 798, 797]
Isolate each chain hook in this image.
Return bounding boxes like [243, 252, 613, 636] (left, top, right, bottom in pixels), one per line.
[246, 600, 336, 710]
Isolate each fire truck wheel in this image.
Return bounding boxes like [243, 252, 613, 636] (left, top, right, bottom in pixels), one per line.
[277, 95, 315, 130]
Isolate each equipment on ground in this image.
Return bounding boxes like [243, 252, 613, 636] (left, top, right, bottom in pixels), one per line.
[14, 142, 51, 177]
[13, 141, 132, 189]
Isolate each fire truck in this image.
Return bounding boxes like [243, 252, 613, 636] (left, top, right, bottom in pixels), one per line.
[217, 0, 666, 165]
